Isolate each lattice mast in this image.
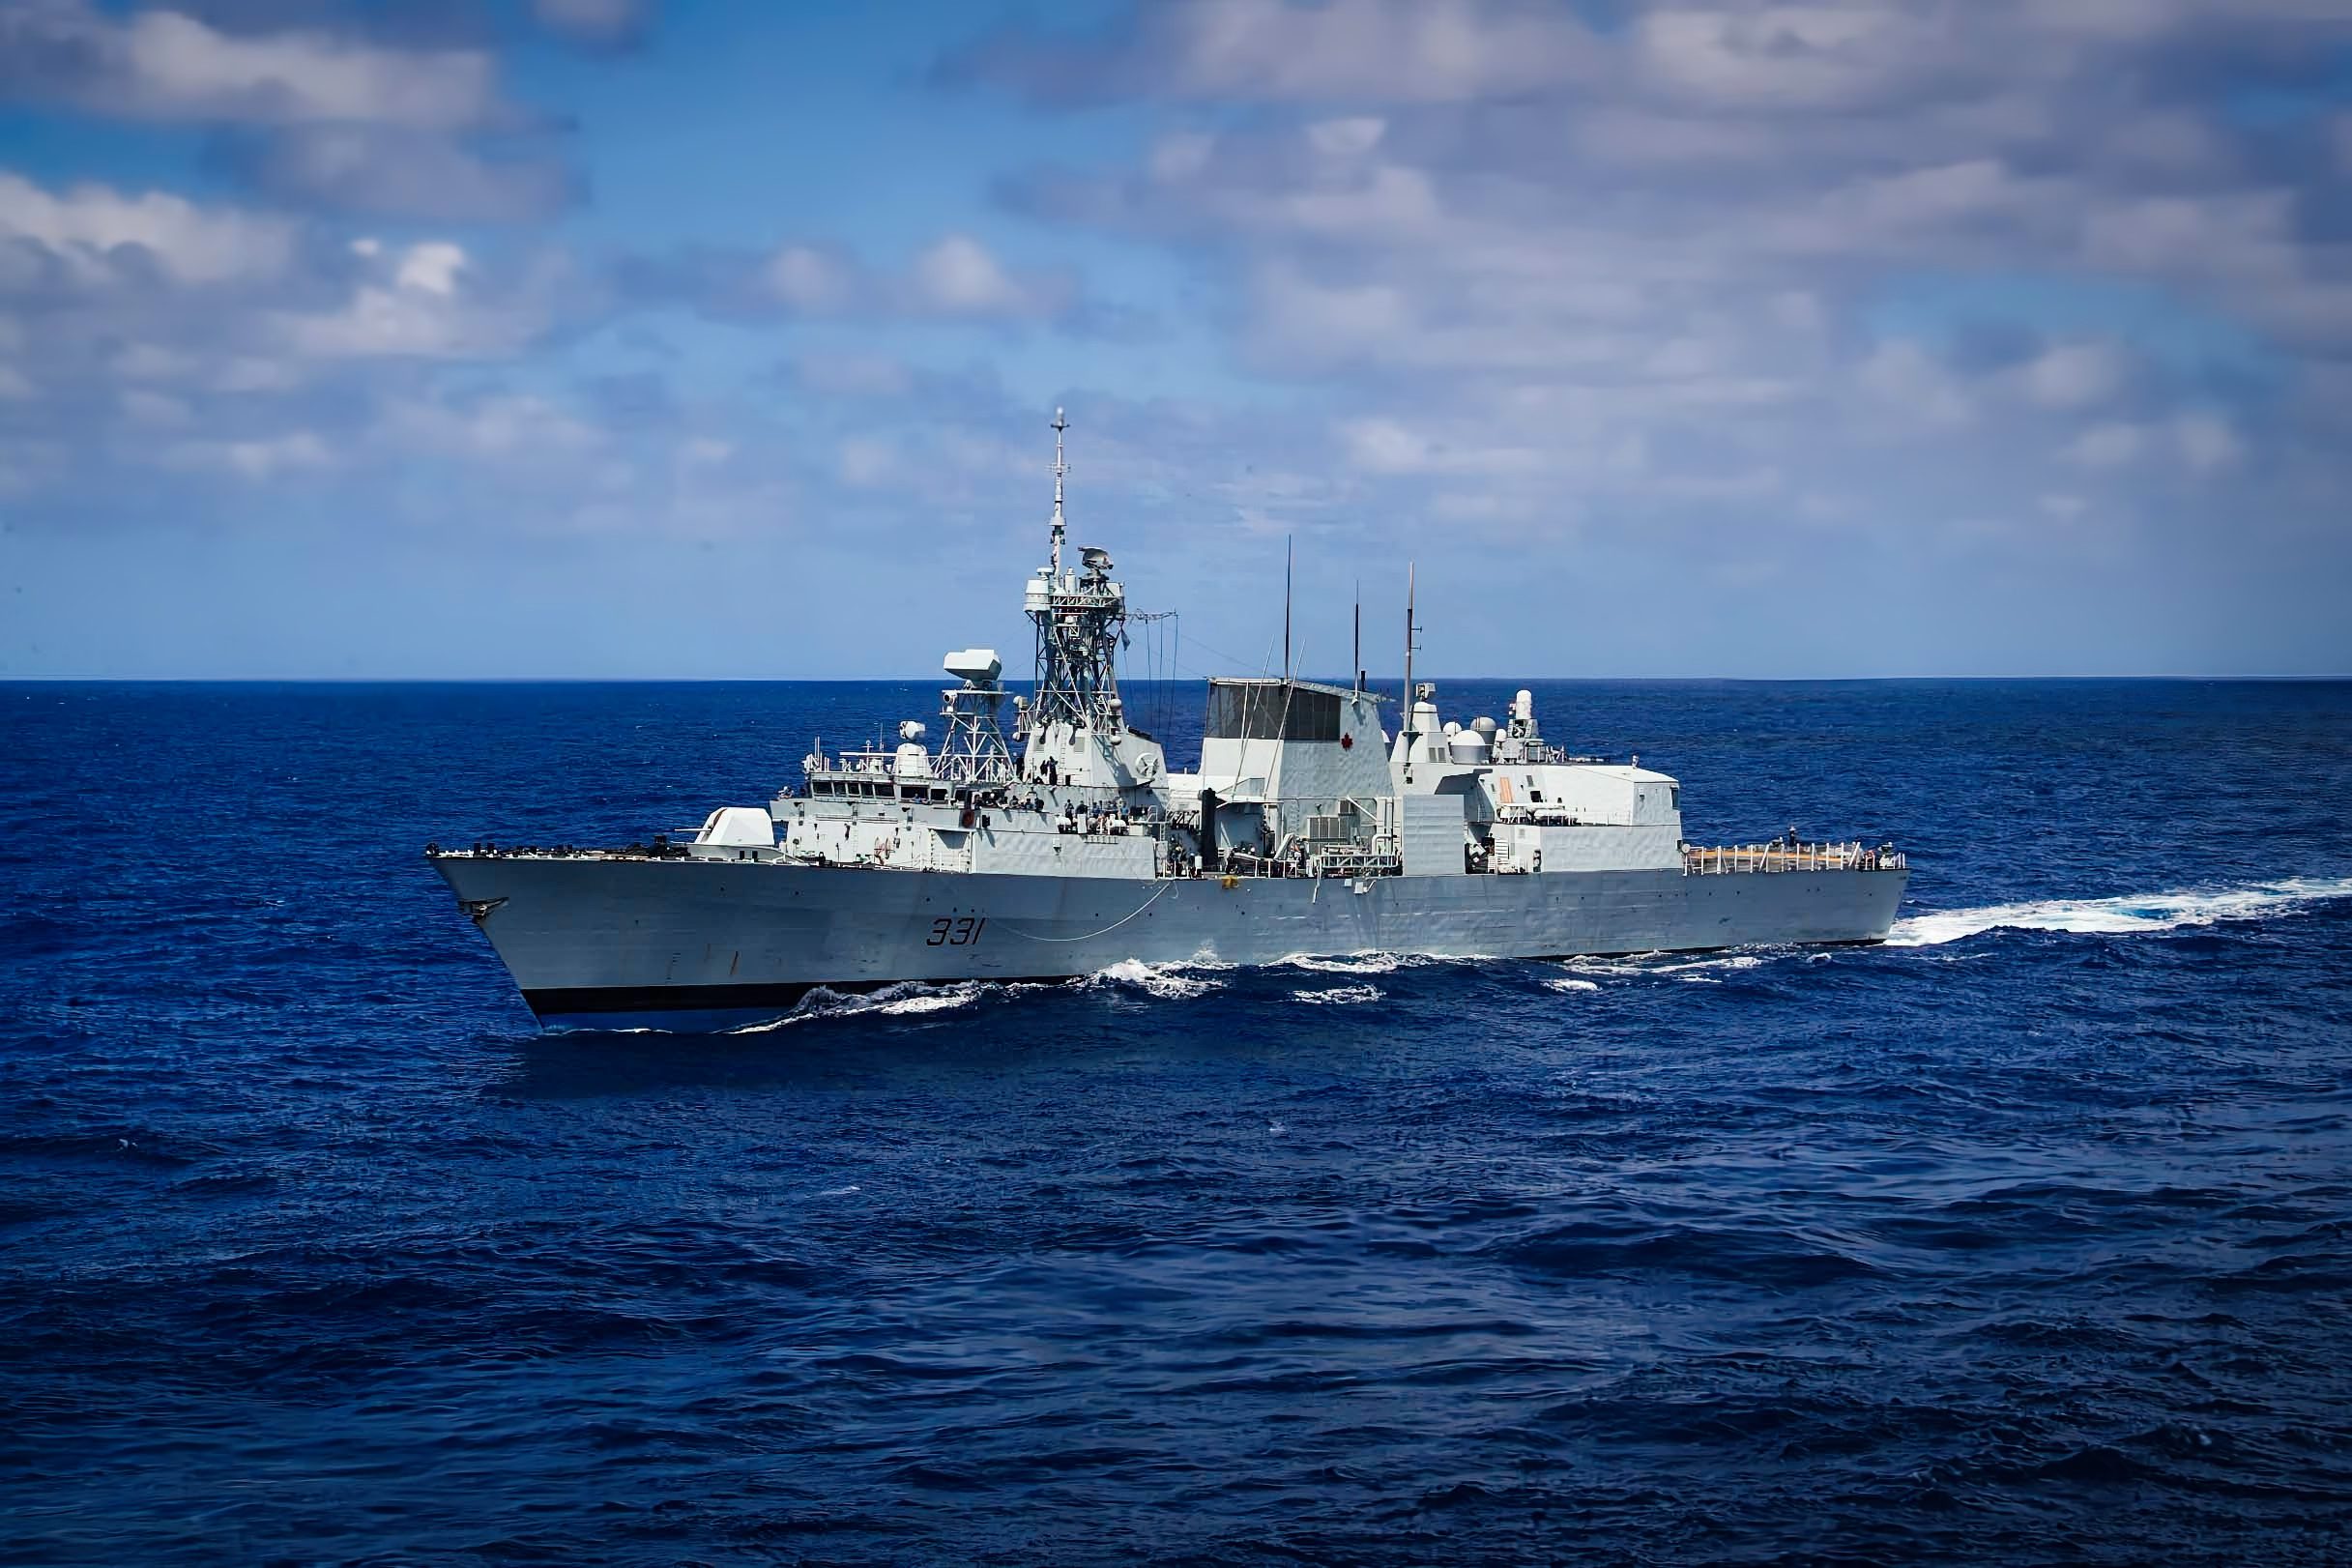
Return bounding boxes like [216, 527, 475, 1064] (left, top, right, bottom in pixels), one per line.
[935, 652, 1015, 783]
[1024, 408, 1127, 737]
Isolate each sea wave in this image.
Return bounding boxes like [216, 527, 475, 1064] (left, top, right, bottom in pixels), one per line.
[724, 980, 993, 1031]
[1281, 952, 1397, 974]
[1079, 958, 1224, 1000]
[1887, 876, 2352, 948]
[1654, 954, 1768, 975]
[1292, 983, 1380, 1005]
[1277, 951, 1450, 975]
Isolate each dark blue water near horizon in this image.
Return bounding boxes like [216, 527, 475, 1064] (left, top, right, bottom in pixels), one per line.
[4, 679, 2350, 1565]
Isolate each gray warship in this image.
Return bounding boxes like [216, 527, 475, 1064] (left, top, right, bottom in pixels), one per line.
[431, 412, 1908, 1031]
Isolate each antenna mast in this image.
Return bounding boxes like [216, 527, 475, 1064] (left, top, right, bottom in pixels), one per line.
[1283, 536, 1293, 683]
[1403, 562, 1418, 779]
[1049, 406, 1068, 576]
[1025, 408, 1127, 741]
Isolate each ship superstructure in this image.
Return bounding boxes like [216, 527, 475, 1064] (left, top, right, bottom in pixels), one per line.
[432, 411, 1907, 1031]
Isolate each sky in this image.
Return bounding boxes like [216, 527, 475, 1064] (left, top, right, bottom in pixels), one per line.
[2, 0, 2351, 681]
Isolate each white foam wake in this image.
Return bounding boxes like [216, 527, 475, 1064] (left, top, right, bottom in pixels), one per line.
[1278, 951, 1444, 975]
[1282, 953, 1401, 975]
[1885, 876, 2352, 948]
[1081, 958, 1224, 1000]
[724, 980, 994, 1032]
[1654, 954, 1766, 976]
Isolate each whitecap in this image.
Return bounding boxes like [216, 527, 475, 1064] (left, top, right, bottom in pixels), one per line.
[1654, 954, 1765, 974]
[1886, 876, 2352, 948]
[724, 980, 989, 1032]
[1292, 983, 1380, 1005]
[1281, 952, 1406, 974]
[874, 989, 979, 1016]
[1080, 958, 1223, 1000]
[1557, 959, 1652, 978]
[1545, 977, 1602, 993]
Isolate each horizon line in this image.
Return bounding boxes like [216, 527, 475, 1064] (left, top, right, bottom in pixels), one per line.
[6, 672, 2350, 685]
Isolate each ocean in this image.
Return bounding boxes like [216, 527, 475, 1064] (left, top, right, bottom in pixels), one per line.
[3, 678, 2348, 1564]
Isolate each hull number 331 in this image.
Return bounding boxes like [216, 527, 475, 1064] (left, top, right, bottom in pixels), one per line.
[927, 916, 987, 946]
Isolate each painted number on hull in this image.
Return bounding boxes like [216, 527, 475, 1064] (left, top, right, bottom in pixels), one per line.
[927, 916, 987, 946]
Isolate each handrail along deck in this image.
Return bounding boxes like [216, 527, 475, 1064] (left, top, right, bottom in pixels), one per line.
[1684, 841, 1904, 874]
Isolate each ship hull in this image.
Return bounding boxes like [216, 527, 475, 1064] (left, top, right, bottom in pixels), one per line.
[433, 856, 1910, 1031]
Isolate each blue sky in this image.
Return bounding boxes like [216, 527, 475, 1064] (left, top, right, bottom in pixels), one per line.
[2, 0, 2350, 679]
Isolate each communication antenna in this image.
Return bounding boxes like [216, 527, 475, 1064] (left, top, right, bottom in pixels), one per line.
[1402, 562, 1419, 780]
[1352, 579, 1361, 693]
[1049, 406, 1067, 576]
[1283, 535, 1293, 684]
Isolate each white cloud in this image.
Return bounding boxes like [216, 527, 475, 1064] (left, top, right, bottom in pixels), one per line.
[1149, 132, 1218, 182]
[2173, 412, 2242, 472]
[239, 127, 573, 224]
[162, 430, 331, 479]
[838, 436, 896, 486]
[668, 234, 1073, 325]
[2062, 421, 2146, 469]
[1339, 416, 1430, 473]
[1632, 4, 1946, 111]
[532, 0, 653, 46]
[1856, 341, 1974, 429]
[0, 172, 294, 284]
[795, 352, 914, 397]
[383, 395, 597, 460]
[1070, 0, 1600, 104]
[119, 389, 191, 426]
[1338, 415, 1540, 476]
[214, 357, 305, 393]
[764, 246, 856, 313]
[2020, 341, 2126, 410]
[1, 2, 505, 129]
[1776, 160, 2065, 258]
[910, 233, 1038, 316]
[275, 241, 555, 361]
[394, 241, 467, 296]
[1306, 116, 1387, 158]
[111, 343, 198, 381]
[951, 0, 2352, 616]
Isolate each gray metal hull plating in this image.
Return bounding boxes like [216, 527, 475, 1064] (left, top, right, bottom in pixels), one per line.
[435, 857, 1909, 1031]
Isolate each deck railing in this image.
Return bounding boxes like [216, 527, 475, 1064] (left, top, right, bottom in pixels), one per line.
[1684, 841, 1905, 875]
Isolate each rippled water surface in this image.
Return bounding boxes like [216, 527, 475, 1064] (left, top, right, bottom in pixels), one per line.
[4, 679, 2350, 1564]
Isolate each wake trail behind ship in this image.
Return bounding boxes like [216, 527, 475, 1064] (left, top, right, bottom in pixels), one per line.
[1886, 876, 2352, 947]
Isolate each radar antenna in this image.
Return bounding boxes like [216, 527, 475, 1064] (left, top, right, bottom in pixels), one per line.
[1024, 408, 1127, 741]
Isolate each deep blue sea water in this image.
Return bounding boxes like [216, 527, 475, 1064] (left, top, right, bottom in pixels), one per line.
[3, 678, 2350, 1565]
